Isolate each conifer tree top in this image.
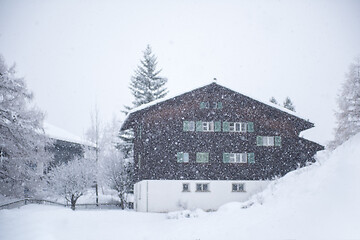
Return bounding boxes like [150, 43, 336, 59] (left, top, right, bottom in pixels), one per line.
[126, 45, 168, 111]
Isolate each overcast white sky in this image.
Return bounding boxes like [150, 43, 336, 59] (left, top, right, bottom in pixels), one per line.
[1, 0, 360, 145]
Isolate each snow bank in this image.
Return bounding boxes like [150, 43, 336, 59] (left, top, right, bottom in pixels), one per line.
[1, 134, 359, 240]
[214, 133, 360, 239]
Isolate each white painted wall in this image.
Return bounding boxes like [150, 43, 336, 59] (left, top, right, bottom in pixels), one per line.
[134, 180, 269, 212]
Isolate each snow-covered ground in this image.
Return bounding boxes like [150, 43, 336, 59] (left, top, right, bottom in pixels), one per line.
[1, 134, 360, 240]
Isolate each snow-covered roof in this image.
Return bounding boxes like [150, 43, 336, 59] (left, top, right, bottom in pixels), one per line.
[123, 82, 311, 125]
[43, 122, 96, 147]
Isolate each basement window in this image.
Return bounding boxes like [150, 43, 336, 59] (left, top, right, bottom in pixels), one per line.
[182, 183, 190, 192]
[232, 183, 245, 192]
[196, 183, 209, 192]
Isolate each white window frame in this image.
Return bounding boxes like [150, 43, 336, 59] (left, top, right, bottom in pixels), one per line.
[263, 136, 274, 146]
[229, 153, 247, 163]
[229, 122, 247, 132]
[202, 121, 214, 132]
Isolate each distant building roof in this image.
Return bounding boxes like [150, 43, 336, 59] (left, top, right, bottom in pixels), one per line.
[43, 122, 96, 147]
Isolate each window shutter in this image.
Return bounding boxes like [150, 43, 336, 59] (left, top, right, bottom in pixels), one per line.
[275, 136, 282, 146]
[183, 121, 189, 131]
[177, 152, 184, 163]
[183, 152, 189, 162]
[247, 122, 254, 132]
[214, 121, 221, 132]
[223, 122, 230, 132]
[217, 102, 223, 109]
[200, 102, 205, 109]
[196, 152, 209, 163]
[223, 153, 230, 163]
[196, 121, 203, 131]
[256, 136, 263, 146]
[248, 153, 255, 163]
[204, 152, 209, 162]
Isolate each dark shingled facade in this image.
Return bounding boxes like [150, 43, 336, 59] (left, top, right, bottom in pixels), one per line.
[121, 83, 324, 182]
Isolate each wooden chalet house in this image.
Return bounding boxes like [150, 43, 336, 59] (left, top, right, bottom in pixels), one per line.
[121, 82, 324, 212]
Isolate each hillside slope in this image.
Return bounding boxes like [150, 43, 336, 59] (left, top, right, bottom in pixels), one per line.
[206, 133, 360, 239]
[1, 134, 359, 240]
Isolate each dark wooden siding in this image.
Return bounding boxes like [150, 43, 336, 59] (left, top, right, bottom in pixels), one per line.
[128, 83, 323, 182]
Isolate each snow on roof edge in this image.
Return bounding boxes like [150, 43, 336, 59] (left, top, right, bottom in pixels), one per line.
[123, 81, 312, 127]
[43, 122, 96, 148]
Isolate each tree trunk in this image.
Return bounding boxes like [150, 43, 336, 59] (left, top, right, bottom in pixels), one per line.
[71, 194, 77, 211]
[95, 183, 99, 206]
[119, 194, 125, 210]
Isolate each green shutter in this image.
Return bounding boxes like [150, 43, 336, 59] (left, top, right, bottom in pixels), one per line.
[183, 121, 189, 131]
[177, 152, 184, 163]
[247, 122, 254, 132]
[200, 102, 205, 109]
[256, 136, 263, 146]
[223, 153, 230, 163]
[223, 122, 230, 132]
[217, 102, 223, 109]
[248, 153, 255, 163]
[275, 136, 282, 147]
[204, 152, 209, 162]
[214, 121, 221, 132]
[196, 121, 203, 131]
[196, 152, 209, 163]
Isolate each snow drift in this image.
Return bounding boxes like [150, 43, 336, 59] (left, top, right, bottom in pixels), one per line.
[1, 133, 359, 240]
[213, 132, 360, 239]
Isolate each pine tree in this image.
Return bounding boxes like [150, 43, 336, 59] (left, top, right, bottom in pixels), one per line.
[119, 45, 168, 160]
[269, 97, 278, 105]
[125, 44, 168, 112]
[0, 55, 51, 197]
[330, 58, 360, 149]
[283, 97, 296, 112]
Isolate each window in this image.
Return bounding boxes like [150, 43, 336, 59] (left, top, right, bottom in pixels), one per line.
[200, 102, 209, 109]
[232, 183, 245, 192]
[182, 183, 190, 192]
[177, 152, 189, 163]
[183, 121, 195, 131]
[195, 121, 221, 132]
[229, 153, 247, 163]
[202, 121, 214, 132]
[196, 152, 209, 163]
[257, 136, 281, 146]
[200, 101, 223, 109]
[196, 183, 209, 192]
[224, 122, 251, 132]
[223, 152, 255, 163]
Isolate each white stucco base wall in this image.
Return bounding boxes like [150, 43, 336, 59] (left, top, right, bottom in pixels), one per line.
[134, 180, 270, 212]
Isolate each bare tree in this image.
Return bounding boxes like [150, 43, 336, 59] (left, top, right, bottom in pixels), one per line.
[85, 105, 101, 206]
[48, 157, 96, 210]
[329, 58, 360, 149]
